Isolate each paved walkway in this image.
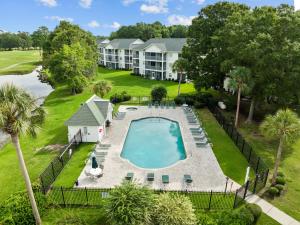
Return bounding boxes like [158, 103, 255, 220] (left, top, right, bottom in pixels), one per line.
[246, 194, 300, 225]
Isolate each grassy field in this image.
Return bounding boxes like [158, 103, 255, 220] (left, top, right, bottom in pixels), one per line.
[197, 108, 252, 184]
[0, 50, 41, 75]
[239, 121, 300, 221]
[0, 68, 194, 200]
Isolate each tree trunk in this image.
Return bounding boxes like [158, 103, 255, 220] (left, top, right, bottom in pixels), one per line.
[11, 134, 42, 225]
[272, 136, 284, 185]
[177, 71, 182, 97]
[246, 98, 255, 124]
[234, 87, 241, 128]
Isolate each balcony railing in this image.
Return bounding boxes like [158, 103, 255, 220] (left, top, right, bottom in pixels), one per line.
[145, 65, 163, 71]
[145, 55, 163, 61]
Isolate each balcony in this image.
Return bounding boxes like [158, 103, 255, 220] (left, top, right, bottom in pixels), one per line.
[145, 55, 163, 61]
[145, 65, 163, 71]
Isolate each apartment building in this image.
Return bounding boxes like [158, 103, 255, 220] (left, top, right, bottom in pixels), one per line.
[98, 39, 144, 70]
[132, 38, 187, 81]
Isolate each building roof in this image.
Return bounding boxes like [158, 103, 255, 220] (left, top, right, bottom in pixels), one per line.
[65, 95, 110, 126]
[132, 38, 187, 52]
[98, 39, 144, 49]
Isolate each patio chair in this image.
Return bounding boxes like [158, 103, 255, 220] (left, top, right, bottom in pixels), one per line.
[125, 172, 134, 181]
[147, 173, 155, 181]
[196, 140, 209, 147]
[184, 174, 193, 184]
[162, 175, 169, 184]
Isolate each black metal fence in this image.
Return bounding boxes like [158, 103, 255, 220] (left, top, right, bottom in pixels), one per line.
[207, 106, 269, 196]
[39, 130, 82, 193]
[48, 186, 236, 210]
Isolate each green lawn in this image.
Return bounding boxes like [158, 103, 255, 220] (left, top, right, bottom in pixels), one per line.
[197, 108, 252, 184]
[0, 67, 195, 201]
[239, 122, 300, 221]
[257, 213, 281, 225]
[0, 50, 41, 75]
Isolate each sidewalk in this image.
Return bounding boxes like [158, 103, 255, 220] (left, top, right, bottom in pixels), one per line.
[246, 194, 300, 225]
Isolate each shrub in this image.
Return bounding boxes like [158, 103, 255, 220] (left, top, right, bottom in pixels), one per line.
[0, 191, 47, 225]
[217, 207, 254, 225]
[196, 213, 216, 225]
[194, 101, 206, 109]
[93, 80, 112, 98]
[245, 203, 262, 222]
[268, 187, 280, 196]
[276, 177, 286, 185]
[105, 181, 154, 225]
[153, 193, 197, 225]
[68, 76, 88, 94]
[275, 184, 284, 192]
[277, 171, 285, 177]
[174, 96, 184, 105]
[110, 91, 131, 104]
[151, 85, 167, 103]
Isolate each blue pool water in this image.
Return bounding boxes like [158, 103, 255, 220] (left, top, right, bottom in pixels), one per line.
[121, 117, 186, 169]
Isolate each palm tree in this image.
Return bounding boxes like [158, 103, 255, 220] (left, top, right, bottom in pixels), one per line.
[228, 66, 252, 127]
[172, 58, 188, 96]
[0, 84, 45, 225]
[260, 109, 300, 185]
[93, 80, 112, 98]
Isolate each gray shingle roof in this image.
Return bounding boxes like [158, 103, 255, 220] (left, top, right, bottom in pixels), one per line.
[65, 96, 109, 126]
[99, 39, 144, 49]
[132, 38, 187, 52]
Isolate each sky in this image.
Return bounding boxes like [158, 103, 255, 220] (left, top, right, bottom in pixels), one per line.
[0, 0, 296, 36]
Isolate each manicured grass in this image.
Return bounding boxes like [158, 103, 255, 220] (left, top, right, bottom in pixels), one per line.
[0, 50, 41, 75]
[53, 143, 95, 187]
[256, 213, 281, 225]
[97, 67, 196, 98]
[239, 122, 300, 221]
[196, 108, 252, 184]
[0, 67, 195, 201]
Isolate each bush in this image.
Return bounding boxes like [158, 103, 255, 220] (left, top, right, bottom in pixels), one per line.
[105, 181, 154, 225]
[174, 96, 185, 105]
[151, 85, 167, 103]
[268, 187, 280, 196]
[194, 101, 206, 109]
[275, 184, 284, 192]
[153, 193, 197, 225]
[0, 191, 47, 225]
[68, 76, 88, 94]
[217, 207, 254, 225]
[110, 91, 131, 104]
[196, 213, 216, 225]
[245, 203, 262, 222]
[174, 94, 195, 106]
[276, 177, 286, 185]
[277, 171, 285, 177]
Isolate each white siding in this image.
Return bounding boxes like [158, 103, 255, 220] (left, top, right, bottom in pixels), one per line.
[68, 125, 105, 143]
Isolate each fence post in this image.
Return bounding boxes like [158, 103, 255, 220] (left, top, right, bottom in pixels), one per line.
[40, 177, 46, 194]
[253, 175, 258, 194]
[208, 190, 213, 210]
[51, 162, 56, 180]
[61, 186, 66, 207]
[231, 126, 234, 138]
[255, 157, 260, 174]
[85, 187, 89, 205]
[233, 189, 238, 208]
[248, 148, 252, 162]
[263, 169, 269, 187]
[241, 140, 245, 153]
[243, 181, 250, 200]
[224, 177, 229, 196]
[236, 133, 239, 145]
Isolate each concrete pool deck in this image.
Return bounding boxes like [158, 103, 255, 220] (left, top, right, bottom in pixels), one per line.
[77, 105, 238, 191]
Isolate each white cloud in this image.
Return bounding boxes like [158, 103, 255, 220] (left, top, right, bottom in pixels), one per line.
[295, 0, 300, 10]
[45, 16, 74, 22]
[122, 0, 137, 6]
[110, 22, 121, 29]
[140, 0, 168, 14]
[39, 0, 57, 7]
[167, 14, 195, 26]
[88, 20, 100, 28]
[194, 0, 205, 5]
[79, 0, 92, 8]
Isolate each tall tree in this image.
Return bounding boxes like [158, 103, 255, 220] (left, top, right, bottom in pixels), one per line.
[31, 26, 50, 54]
[183, 2, 249, 91]
[172, 58, 188, 96]
[260, 109, 300, 185]
[0, 84, 45, 225]
[228, 66, 252, 127]
[17, 32, 32, 49]
[93, 80, 112, 98]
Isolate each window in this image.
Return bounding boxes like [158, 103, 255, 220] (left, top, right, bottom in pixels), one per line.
[83, 127, 88, 134]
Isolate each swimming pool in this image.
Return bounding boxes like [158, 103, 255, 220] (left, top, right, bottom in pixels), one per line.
[121, 117, 186, 169]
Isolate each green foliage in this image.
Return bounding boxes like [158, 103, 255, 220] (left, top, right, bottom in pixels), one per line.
[110, 21, 187, 41]
[93, 80, 112, 98]
[196, 213, 216, 225]
[0, 191, 47, 225]
[275, 184, 284, 192]
[110, 91, 131, 103]
[217, 207, 254, 225]
[0, 32, 33, 50]
[105, 181, 154, 225]
[275, 177, 286, 185]
[277, 171, 285, 177]
[245, 203, 262, 222]
[268, 187, 280, 196]
[31, 26, 49, 48]
[151, 85, 167, 102]
[228, 66, 252, 94]
[153, 193, 197, 225]
[68, 75, 88, 94]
